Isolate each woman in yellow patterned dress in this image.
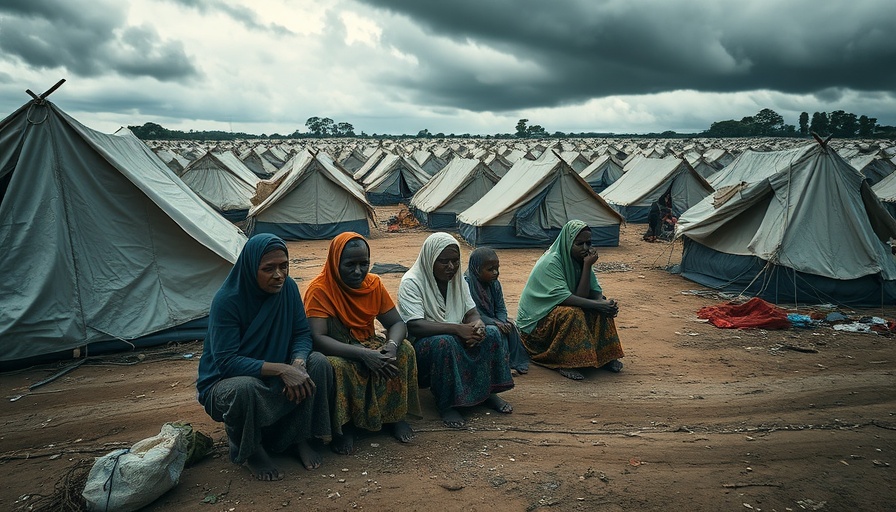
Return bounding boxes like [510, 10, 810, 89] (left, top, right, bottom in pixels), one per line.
[304, 232, 421, 454]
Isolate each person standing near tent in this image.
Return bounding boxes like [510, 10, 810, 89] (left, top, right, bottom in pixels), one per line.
[398, 232, 514, 428]
[196, 234, 333, 481]
[303, 232, 422, 455]
[464, 247, 530, 375]
[517, 220, 625, 380]
[644, 191, 673, 242]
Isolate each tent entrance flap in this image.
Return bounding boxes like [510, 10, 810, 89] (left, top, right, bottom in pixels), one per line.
[513, 183, 552, 241]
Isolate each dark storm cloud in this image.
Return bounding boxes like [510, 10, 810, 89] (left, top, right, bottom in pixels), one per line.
[0, 0, 199, 81]
[357, 0, 896, 111]
[163, 0, 295, 36]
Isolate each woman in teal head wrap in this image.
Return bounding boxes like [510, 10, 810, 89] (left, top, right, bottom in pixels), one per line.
[197, 233, 333, 481]
[516, 220, 624, 380]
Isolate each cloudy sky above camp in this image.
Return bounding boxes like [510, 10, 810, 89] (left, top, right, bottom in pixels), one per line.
[1, 0, 895, 136]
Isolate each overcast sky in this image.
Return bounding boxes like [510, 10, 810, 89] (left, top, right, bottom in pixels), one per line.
[2, 0, 895, 136]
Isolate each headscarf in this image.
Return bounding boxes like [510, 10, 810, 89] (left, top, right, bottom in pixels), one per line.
[464, 247, 504, 321]
[516, 220, 601, 334]
[196, 233, 309, 403]
[397, 232, 474, 324]
[303, 232, 394, 340]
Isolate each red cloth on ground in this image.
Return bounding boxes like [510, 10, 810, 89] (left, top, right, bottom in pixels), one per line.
[697, 297, 791, 330]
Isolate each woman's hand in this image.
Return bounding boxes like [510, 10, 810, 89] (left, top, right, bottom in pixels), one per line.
[583, 248, 600, 268]
[595, 298, 619, 317]
[379, 339, 399, 360]
[280, 363, 315, 404]
[495, 321, 512, 334]
[457, 320, 486, 348]
[358, 347, 399, 378]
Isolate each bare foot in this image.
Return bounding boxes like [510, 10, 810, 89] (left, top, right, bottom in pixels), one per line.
[244, 447, 283, 481]
[485, 393, 513, 413]
[388, 420, 415, 443]
[440, 407, 465, 428]
[290, 439, 322, 469]
[331, 431, 355, 455]
[558, 368, 584, 380]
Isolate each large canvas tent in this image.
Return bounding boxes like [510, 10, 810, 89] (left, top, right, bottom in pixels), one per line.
[457, 152, 624, 248]
[240, 146, 280, 179]
[0, 97, 246, 368]
[247, 150, 374, 239]
[410, 158, 502, 229]
[600, 156, 713, 222]
[579, 154, 624, 194]
[362, 153, 431, 205]
[708, 145, 815, 190]
[180, 150, 259, 222]
[676, 142, 896, 306]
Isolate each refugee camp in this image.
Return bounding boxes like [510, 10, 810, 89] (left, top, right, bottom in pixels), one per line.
[1, 2, 895, 511]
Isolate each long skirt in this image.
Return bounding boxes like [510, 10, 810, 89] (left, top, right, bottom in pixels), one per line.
[413, 325, 514, 412]
[521, 306, 624, 369]
[502, 324, 530, 372]
[325, 319, 422, 435]
[201, 351, 334, 464]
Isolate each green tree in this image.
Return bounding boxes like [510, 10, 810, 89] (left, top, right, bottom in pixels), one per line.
[829, 110, 858, 137]
[809, 112, 829, 136]
[305, 116, 323, 135]
[799, 112, 809, 137]
[515, 119, 529, 138]
[753, 108, 785, 135]
[416, 129, 431, 138]
[319, 118, 336, 137]
[858, 115, 877, 137]
[704, 119, 751, 137]
[527, 124, 548, 138]
[336, 122, 355, 137]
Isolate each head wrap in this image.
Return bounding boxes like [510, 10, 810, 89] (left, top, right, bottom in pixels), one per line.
[303, 232, 394, 340]
[397, 232, 474, 324]
[197, 233, 307, 402]
[464, 247, 500, 318]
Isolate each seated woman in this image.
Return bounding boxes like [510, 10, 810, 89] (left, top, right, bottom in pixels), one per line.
[517, 220, 624, 380]
[303, 232, 421, 455]
[196, 234, 333, 481]
[464, 247, 530, 375]
[398, 232, 514, 428]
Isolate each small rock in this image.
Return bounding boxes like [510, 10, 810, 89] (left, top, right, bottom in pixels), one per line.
[439, 482, 465, 491]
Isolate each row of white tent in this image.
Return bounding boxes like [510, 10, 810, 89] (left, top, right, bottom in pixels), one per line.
[3, 96, 896, 368]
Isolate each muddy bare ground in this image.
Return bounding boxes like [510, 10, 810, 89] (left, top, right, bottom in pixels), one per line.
[2, 208, 895, 511]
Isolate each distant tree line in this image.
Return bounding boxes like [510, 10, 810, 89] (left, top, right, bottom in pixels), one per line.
[702, 108, 895, 138]
[129, 109, 896, 141]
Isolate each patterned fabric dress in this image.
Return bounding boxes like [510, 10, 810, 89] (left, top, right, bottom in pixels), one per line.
[412, 326, 513, 411]
[397, 232, 514, 412]
[323, 318, 421, 434]
[517, 220, 624, 369]
[303, 232, 422, 436]
[521, 306, 623, 369]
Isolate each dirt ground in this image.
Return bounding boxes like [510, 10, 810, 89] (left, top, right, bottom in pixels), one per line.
[2, 206, 895, 511]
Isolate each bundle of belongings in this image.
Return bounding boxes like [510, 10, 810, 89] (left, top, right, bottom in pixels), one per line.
[82, 422, 213, 512]
[697, 297, 791, 329]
